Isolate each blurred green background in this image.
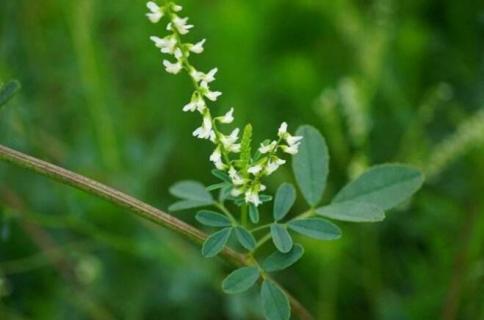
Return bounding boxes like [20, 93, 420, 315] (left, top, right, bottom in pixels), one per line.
[1, 0, 483, 319]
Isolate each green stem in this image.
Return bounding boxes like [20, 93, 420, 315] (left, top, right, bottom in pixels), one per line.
[253, 233, 272, 254]
[214, 202, 237, 224]
[0, 144, 313, 320]
[250, 224, 270, 233]
[296, 209, 316, 220]
[0, 144, 242, 267]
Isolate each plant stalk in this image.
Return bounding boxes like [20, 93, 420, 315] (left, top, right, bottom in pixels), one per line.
[0, 144, 313, 320]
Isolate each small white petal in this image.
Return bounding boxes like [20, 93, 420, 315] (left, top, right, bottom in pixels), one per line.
[210, 148, 222, 162]
[286, 135, 303, 146]
[190, 39, 206, 54]
[210, 148, 226, 169]
[281, 143, 301, 155]
[174, 48, 183, 59]
[173, 16, 193, 35]
[231, 188, 244, 197]
[205, 68, 218, 83]
[146, 12, 163, 23]
[219, 108, 234, 124]
[220, 128, 240, 151]
[206, 90, 222, 101]
[150, 36, 177, 54]
[248, 165, 263, 175]
[229, 167, 245, 186]
[228, 144, 241, 153]
[183, 102, 196, 112]
[172, 4, 183, 12]
[193, 127, 215, 140]
[147, 1, 160, 12]
[162, 60, 182, 74]
[258, 141, 277, 154]
[146, 2, 163, 23]
[265, 158, 286, 175]
[278, 122, 288, 137]
[192, 114, 214, 139]
[190, 69, 204, 82]
[183, 94, 205, 112]
[245, 189, 261, 206]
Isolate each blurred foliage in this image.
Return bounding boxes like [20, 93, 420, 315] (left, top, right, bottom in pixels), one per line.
[1, 0, 483, 319]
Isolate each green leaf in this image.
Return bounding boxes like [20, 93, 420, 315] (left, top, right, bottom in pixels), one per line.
[212, 169, 231, 182]
[316, 201, 385, 222]
[261, 280, 291, 320]
[169, 180, 214, 203]
[201, 228, 232, 257]
[239, 124, 253, 173]
[270, 224, 293, 253]
[207, 183, 227, 191]
[0, 80, 21, 108]
[169, 200, 211, 211]
[333, 164, 424, 210]
[288, 218, 341, 240]
[262, 244, 304, 272]
[219, 185, 232, 202]
[234, 226, 256, 251]
[249, 204, 260, 224]
[292, 125, 329, 207]
[196, 210, 232, 227]
[222, 266, 260, 294]
[273, 183, 296, 221]
[260, 194, 273, 203]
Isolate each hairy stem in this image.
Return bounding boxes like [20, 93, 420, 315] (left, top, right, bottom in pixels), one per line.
[0, 144, 313, 320]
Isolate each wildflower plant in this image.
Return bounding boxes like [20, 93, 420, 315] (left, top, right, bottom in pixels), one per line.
[146, 2, 424, 319]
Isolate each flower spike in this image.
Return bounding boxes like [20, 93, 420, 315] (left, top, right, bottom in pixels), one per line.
[146, 1, 302, 205]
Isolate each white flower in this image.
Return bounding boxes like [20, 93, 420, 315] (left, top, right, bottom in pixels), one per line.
[228, 128, 240, 141]
[281, 143, 301, 155]
[245, 188, 261, 206]
[209, 147, 226, 169]
[218, 108, 234, 124]
[201, 81, 222, 101]
[190, 69, 204, 82]
[259, 141, 277, 154]
[150, 36, 177, 54]
[183, 94, 206, 113]
[278, 122, 288, 138]
[204, 68, 218, 83]
[220, 128, 240, 152]
[265, 158, 286, 175]
[172, 16, 193, 35]
[174, 48, 183, 60]
[191, 68, 218, 83]
[193, 114, 215, 140]
[228, 144, 241, 153]
[286, 135, 303, 146]
[163, 60, 182, 74]
[189, 39, 206, 54]
[171, 3, 183, 12]
[229, 167, 245, 186]
[206, 90, 222, 101]
[248, 164, 263, 175]
[146, 1, 164, 23]
[231, 187, 244, 197]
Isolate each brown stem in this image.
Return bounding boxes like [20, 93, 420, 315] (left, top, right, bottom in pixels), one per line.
[0, 144, 313, 320]
[441, 207, 479, 320]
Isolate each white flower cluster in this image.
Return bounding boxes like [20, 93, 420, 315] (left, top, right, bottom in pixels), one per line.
[146, 1, 302, 206]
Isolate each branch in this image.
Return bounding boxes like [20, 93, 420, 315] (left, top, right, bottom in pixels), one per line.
[0, 144, 313, 320]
